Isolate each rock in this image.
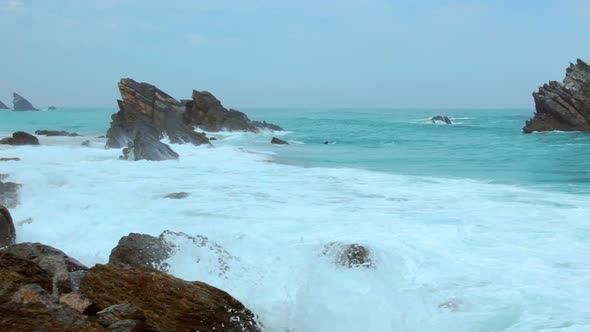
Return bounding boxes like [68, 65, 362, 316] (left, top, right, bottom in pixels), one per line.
[524, 59, 590, 133]
[59, 292, 98, 315]
[107, 319, 149, 332]
[0, 174, 7, 181]
[0, 100, 9, 109]
[0, 181, 21, 208]
[97, 303, 146, 327]
[163, 192, 190, 199]
[209, 137, 217, 140]
[81, 140, 91, 147]
[106, 79, 210, 149]
[0, 252, 53, 301]
[109, 230, 234, 277]
[1, 242, 88, 295]
[323, 140, 330, 144]
[322, 242, 374, 268]
[12, 93, 39, 111]
[0, 157, 21, 161]
[0, 131, 40, 145]
[271, 137, 288, 145]
[48, 106, 57, 110]
[431, 115, 452, 124]
[120, 124, 179, 161]
[186, 90, 282, 132]
[35, 130, 81, 137]
[81, 264, 261, 332]
[0, 206, 16, 248]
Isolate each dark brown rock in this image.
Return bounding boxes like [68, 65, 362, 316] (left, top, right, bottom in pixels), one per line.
[271, 137, 288, 145]
[97, 303, 146, 327]
[163, 192, 190, 199]
[107, 319, 149, 332]
[81, 264, 260, 332]
[0, 131, 40, 145]
[524, 59, 590, 133]
[0, 181, 21, 208]
[0, 206, 16, 248]
[431, 115, 452, 124]
[0, 252, 53, 302]
[322, 242, 374, 268]
[12, 93, 39, 111]
[35, 130, 81, 137]
[0, 100, 9, 109]
[59, 292, 99, 315]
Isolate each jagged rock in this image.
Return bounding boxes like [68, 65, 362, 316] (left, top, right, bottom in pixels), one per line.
[81, 264, 261, 332]
[35, 130, 81, 137]
[97, 304, 146, 327]
[0, 206, 16, 248]
[81, 140, 91, 147]
[431, 115, 452, 124]
[322, 242, 374, 268]
[48, 106, 57, 110]
[1, 243, 88, 295]
[0, 100, 9, 109]
[163, 192, 190, 199]
[120, 125, 179, 161]
[271, 137, 288, 145]
[186, 90, 282, 132]
[12, 93, 39, 111]
[524, 59, 590, 133]
[106, 79, 210, 149]
[0, 181, 21, 208]
[0, 157, 20, 162]
[0, 131, 40, 145]
[0, 252, 53, 302]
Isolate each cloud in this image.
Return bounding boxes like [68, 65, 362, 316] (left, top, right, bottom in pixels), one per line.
[183, 33, 208, 46]
[0, 0, 25, 13]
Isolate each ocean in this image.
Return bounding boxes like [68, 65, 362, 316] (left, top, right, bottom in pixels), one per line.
[1, 108, 589, 331]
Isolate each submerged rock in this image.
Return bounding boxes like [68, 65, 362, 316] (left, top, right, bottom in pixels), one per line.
[271, 137, 288, 145]
[163, 192, 190, 199]
[524, 59, 590, 133]
[81, 140, 91, 147]
[0, 100, 9, 109]
[120, 124, 179, 161]
[12, 93, 39, 111]
[0, 181, 21, 209]
[0, 158, 21, 162]
[431, 115, 452, 124]
[0, 131, 40, 146]
[35, 130, 80, 137]
[81, 264, 261, 332]
[0, 206, 16, 248]
[322, 242, 374, 268]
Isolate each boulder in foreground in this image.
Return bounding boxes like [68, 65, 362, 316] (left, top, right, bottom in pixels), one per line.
[12, 93, 39, 111]
[524, 59, 590, 133]
[0, 131, 40, 146]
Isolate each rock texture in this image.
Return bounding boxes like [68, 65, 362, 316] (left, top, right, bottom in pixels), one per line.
[271, 137, 288, 145]
[120, 125, 180, 161]
[81, 264, 261, 332]
[0, 131, 40, 145]
[35, 130, 81, 137]
[524, 59, 590, 133]
[0, 181, 21, 208]
[0, 206, 16, 248]
[12, 93, 39, 111]
[431, 115, 452, 124]
[106, 79, 210, 149]
[0, 100, 9, 109]
[322, 242, 374, 268]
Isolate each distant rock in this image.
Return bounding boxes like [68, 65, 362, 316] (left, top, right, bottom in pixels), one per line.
[120, 124, 179, 161]
[431, 115, 452, 124]
[0, 206, 16, 248]
[271, 137, 288, 145]
[524, 59, 590, 133]
[0, 131, 40, 146]
[48, 106, 57, 110]
[0, 181, 21, 209]
[12, 93, 38, 111]
[0, 100, 9, 109]
[324, 140, 330, 144]
[322, 242, 374, 268]
[106, 78, 210, 149]
[35, 130, 80, 137]
[164, 192, 190, 199]
[0, 158, 20, 162]
[81, 264, 261, 332]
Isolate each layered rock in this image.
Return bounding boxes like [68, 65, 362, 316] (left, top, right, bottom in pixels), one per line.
[106, 79, 210, 149]
[120, 124, 180, 161]
[524, 59, 590, 133]
[35, 130, 81, 137]
[0, 206, 16, 248]
[12, 93, 39, 111]
[0, 100, 9, 109]
[81, 264, 261, 332]
[0, 131, 40, 145]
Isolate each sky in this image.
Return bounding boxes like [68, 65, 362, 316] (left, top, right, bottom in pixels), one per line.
[1, 0, 589, 109]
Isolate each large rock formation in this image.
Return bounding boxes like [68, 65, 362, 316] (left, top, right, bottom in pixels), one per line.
[0, 100, 9, 109]
[0, 206, 16, 248]
[81, 264, 261, 332]
[0, 131, 40, 145]
[12, 93, 39, 111]
[106, 79, 210, 149]
[524, 59, 590, 133]
[120, 124, 180, 161]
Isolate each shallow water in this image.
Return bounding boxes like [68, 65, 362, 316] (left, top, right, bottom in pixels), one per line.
[1, 108, 589, 331]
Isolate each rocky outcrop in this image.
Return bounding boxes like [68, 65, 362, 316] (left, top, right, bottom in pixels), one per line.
[81, 264, 261, 332]
[120, 125, 180, 161]
[106, 79, 210, 149]
[271, 137, 288, 145]
[431, 115, 452, 124]
[35, 130, 81, 137]
[0, 131, 40, 145]
[0, 181, 21, 208]
[322, 242, 374, 268]
[0, 206, 15, 248]
[12, 93, 39, 111]
[0, 252, 54, 301]
[0, 100, 9, 109]
[163, 192, 190, 199]
[524, 59, 590, 133]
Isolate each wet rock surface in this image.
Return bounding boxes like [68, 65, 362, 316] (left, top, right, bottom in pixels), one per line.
[0, 206, 16, 248]
[35, 130, 81, 137]
[322, 242, 374, 268]
[0, 181, 21, 209]
[271, 137, 288, 145]
[431, 115, 452, 124]
[120, 124, 180, 161]
[0, 131, 40, 145]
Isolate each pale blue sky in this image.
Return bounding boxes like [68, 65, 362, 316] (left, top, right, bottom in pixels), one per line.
[1, 0, 589, 108]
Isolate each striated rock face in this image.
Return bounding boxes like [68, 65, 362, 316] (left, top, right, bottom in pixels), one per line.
[0, 131, 40, 145]
[0, 100, 9, 109]
[120, 124, 180, 161]
[81, 264, 261, 332]
[0, 206, 16, 248]
[524, 59, 590, 133]
[12, 93, 39, 111]
[35, 130, 81, 137]
[106, 79, 210, 149]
